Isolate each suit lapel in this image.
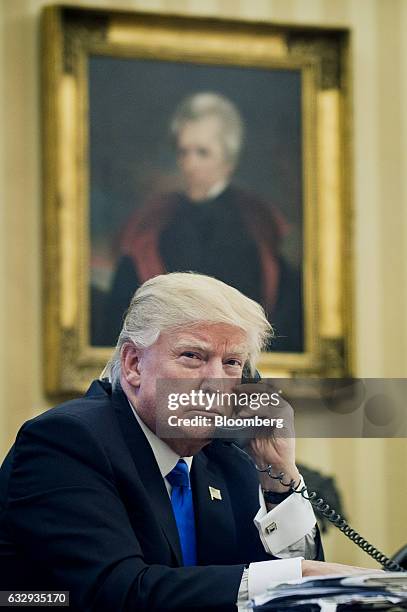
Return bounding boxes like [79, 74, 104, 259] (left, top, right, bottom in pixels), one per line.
[191, 449, 238, 564]
[109, 383, 237, 566]
[111, 387, 183, 566]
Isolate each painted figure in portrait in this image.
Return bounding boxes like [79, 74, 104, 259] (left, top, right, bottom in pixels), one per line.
[99, 92, 302, 351]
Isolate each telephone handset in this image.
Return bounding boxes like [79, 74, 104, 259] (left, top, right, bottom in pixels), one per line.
[213, 362, 261, 443]
[226, 365, 405, 572]
[241, 362, 262, 384]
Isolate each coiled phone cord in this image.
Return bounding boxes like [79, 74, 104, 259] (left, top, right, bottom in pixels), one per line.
[231, 442, 406, 573]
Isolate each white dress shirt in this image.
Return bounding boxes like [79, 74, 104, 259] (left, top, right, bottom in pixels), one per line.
[130, 403, 317, 607]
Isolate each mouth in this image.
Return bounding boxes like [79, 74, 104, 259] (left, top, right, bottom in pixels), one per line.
[183, 408, 223, 418]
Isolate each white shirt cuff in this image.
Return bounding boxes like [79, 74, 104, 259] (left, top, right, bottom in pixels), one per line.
[253, 477, 316, 554]
[248, 557, 303, 600]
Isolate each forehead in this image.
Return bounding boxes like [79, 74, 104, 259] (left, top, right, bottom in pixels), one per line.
[177, 116, 223, 144]
[164, 323, 248, 353]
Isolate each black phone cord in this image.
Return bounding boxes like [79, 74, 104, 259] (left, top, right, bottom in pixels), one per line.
[231, 442, 406, 573]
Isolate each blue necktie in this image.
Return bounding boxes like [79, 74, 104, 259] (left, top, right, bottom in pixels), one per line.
[166, 459, 197, 566]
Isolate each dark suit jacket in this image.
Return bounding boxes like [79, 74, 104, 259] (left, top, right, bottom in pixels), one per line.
[0, 380, 322, 611]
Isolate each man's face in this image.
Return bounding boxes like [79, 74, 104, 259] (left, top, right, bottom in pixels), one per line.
[122, 323, 248, 446]
[176, 116, 233, 201]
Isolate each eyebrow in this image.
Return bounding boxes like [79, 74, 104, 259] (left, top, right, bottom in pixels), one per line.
[172, 340, 248, 357]
[173, 341, 211, 352]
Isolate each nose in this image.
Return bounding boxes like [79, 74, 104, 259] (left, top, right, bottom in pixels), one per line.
[199, 359, 227, 394]
[205, 357, 225, 378]
[180, 152, 198, 175]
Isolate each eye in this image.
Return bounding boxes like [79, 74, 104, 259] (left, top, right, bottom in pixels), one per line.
[181, 352, 201, 360]
[179, 351, 203, 368]
[197, 147, 210, 158]
[225, 359, 243, 368]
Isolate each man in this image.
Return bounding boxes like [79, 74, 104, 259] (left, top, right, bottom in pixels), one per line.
[104, 93, 302, 351]
[0, 273, 367, 611]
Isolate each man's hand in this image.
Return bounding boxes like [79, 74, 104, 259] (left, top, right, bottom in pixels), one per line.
[233, 382, 299, 493]
[302, 560, 384, 576]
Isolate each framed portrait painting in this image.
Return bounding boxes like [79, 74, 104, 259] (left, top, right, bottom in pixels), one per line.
[42, 6, 352, 395]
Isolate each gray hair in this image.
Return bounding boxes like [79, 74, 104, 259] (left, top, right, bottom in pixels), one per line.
[170, 92, 244, 166]
[104, 272, 272, 389]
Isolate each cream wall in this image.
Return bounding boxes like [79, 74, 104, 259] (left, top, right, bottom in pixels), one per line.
[1, 0, 406, 568]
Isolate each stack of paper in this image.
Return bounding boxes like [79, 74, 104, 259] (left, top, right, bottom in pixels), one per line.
[248, 572, 407, 611]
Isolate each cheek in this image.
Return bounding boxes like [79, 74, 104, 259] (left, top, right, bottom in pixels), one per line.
[177, 156, 187, 170]
[136, 383, 158, 429]
[138, 380, 156, 408]
[210, 158, 227, 177]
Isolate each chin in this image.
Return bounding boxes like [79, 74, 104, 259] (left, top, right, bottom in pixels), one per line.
[181, 425, 216, 440]
[185, 187, 208, 200]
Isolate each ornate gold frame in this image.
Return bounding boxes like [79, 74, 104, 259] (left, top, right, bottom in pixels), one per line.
[42, 5, 352, 396]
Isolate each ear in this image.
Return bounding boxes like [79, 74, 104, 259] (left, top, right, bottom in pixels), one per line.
[121, 342, 143, 389]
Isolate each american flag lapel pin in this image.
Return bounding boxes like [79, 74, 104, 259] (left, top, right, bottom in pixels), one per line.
[209, 486, 222, 501]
